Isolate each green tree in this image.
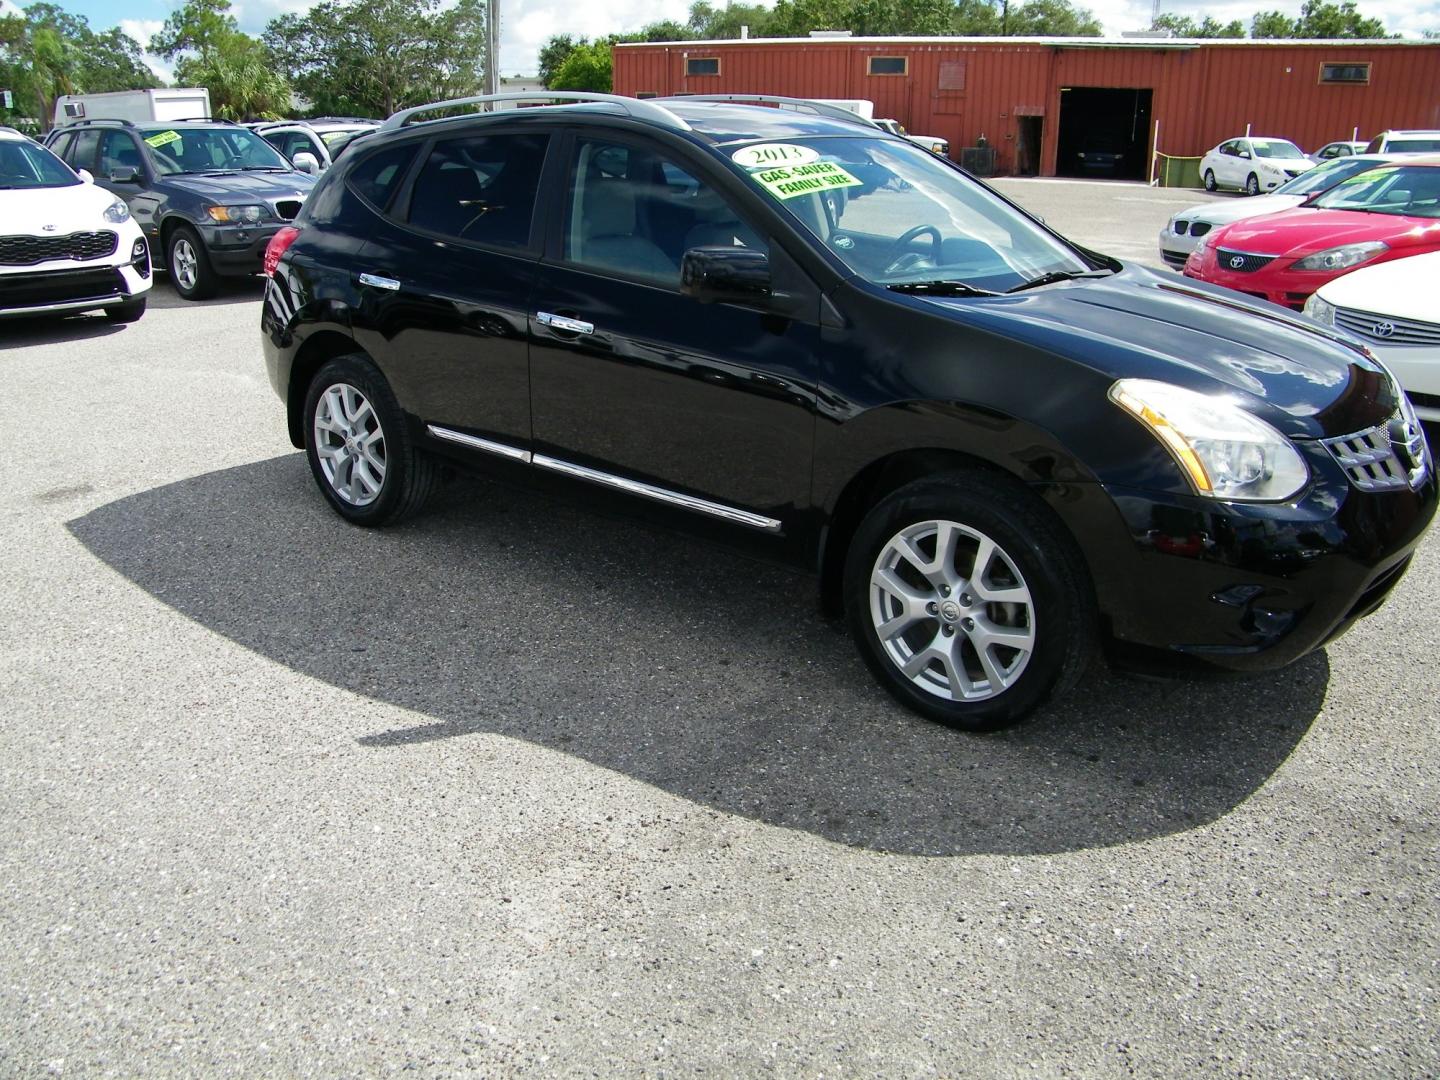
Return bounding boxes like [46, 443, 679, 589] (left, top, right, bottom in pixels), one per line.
[767, 0, 954, 36]
[1004, 0, 1103, 35]
[1151, 13, 1245, 36]
[687, 2, 775, 38]
[951, 0, 1002, 34]
[550, 40, 613, 92]
[1252, 0, 1391, 37]
[152, 0, 291, 119]
[538, 33, 583, 87]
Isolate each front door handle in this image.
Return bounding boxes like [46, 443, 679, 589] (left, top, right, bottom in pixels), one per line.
[358, 272, 401, 291]
[536, 311, 594, 335]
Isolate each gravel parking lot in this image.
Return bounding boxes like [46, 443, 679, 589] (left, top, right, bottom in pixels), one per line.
[2, 178, 1436, 1078]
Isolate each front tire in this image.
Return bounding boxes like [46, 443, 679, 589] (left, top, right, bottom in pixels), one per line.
[303, 354, 437, 526]
[1203, 169, 1217, 192]
[1245, 172, 1261, 197]
[167, 224, 218, 300]
[103, 297, 146, 323]
[843, 473, 1096, 731]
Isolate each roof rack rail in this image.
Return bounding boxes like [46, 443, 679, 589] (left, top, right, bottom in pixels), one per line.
[307, 116, 381, 125]
[166, 116, 237, 124]
[381, 92, 690, 133]
[58, 117, 138, 129]
[657, 94, 881, 129]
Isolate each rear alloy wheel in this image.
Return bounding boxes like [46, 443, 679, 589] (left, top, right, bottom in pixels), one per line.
[303, 354, 436, 525]
[844, 474, 1095, 730]
[103, 297, 146, 323]
[167, 225, 218, 300]
[1203, 169, 1217, 192]
[1245, 172, 1261, 197]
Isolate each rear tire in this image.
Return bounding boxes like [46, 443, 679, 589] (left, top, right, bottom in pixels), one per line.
[1245, 172, 1261, 197]
[103, 297, 146, 323]
[843, 472, 1096, 731]
[303, 354, 437, 526]
[1203, 169, 1217, 192]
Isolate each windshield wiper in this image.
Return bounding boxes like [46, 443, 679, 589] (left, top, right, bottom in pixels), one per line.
[239, 166, 288, 171]
[1005, 269, 1113, 294]
[887, 279, 999, 297]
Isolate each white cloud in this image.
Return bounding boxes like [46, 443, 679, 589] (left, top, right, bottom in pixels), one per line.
[118, 19, 175, 84]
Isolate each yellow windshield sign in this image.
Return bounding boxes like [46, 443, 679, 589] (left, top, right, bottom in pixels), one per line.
[752, 161, 863, 200]
[144, 130, 181, 148]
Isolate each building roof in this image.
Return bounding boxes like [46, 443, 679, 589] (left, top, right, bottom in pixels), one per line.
[615, 35, 1436, 50]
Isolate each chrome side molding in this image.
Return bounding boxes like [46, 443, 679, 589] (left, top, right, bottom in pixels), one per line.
[423, 425, 780, 532]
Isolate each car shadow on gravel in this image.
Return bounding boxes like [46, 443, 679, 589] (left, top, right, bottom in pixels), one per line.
[0, 312, 128, 349]
[68, 454, 1328, 857]
[147, 276, 266, 309]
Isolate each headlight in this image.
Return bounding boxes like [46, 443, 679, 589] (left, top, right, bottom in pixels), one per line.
[1301, 292, 1336, 326]
[103, 198, 130, 223]
[1110, 379, 1309, 502]
[1292, 241, 1388, 272]
[1191, 232, 1212, 258]
[206, 204, 268, 224]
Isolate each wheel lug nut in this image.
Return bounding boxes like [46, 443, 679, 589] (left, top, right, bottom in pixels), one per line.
[961, 593, 973, 606]
[939, 585, 950, 596]
[926, 602, 938, 615]
[942, 625, 954, 636]
[962, 617, 975, 631]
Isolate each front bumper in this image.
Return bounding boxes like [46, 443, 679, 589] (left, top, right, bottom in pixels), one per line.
[1183, 252, 1329, 310]
[1048, 433, 1436, 673]
[1158, 226, 1199, 270]
[0, 252, 152, 319]
[199, 222, 292, 277]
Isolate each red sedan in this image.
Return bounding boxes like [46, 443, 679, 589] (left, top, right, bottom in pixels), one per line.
[1184, 157, 1440, 309]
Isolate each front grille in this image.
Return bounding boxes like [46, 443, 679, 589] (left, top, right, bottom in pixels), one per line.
[1216, 248, 1276, 273]
[1411, 391, 1440, 410]
[1161, 249, 1188, 269]
[0, 266, 124, 307]
[274, 200, 303, 221]
[0, 231, 119, 266]
[1321, 415, 1429, 492]
[1190, 222, 1212, 237]
[1334, 306, 1440, 347]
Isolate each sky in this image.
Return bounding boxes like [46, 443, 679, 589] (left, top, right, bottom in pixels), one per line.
[14, 0, 1440, 80]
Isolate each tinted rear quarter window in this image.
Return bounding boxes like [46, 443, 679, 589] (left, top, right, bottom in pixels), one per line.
[347, 143, 419, 212]
[404, 133, 549, 248]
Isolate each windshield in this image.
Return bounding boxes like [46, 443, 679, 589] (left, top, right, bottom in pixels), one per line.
[0, 138, 80, 189]
[1276, 156, 1383, 196]
[1312, 164, 1440, 217]
[726, 136, 1093, 290]
[1252, 140, 1305, 159]
[139, 127, 291, 174]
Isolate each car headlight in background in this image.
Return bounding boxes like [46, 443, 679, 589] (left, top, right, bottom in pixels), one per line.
[1110, 378, 1309, 502]
[206, 204, 269, 224]
[103, 198, 130, 223]
[1302, 292, 1336, 326]
[1292, 241, 1388, 272]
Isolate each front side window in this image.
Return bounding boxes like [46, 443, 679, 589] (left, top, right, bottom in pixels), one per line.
[64, 130, 100, 172]
[139, 127, 291, 175]
[1312, 165, 1440, 218]
[98, 131, 144, 178]
[726, 136, 1090, 291]
[564, 138, 765, 288]
[0, 139, 80, 188]
[406, 132, 547, 247]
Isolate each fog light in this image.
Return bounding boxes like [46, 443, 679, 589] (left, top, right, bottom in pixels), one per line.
[131, 238, 151, 278]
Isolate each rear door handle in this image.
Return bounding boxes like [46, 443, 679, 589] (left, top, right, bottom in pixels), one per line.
[358, 272, 401, 291]
[536, 311, 594, 335]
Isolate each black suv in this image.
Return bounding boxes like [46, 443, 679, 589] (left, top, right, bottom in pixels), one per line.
[46, 119, 315, 299]
[262, 92, 1435, 729]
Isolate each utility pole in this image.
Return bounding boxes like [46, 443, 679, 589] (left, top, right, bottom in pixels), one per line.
[486, 0, 501, 94]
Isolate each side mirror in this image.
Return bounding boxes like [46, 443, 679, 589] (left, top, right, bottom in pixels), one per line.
[292, 151, 320, 175]
[77, 168, 94, 184]
[109, 166, 141, 184]
[1239, 150, 1251, 160]
[680, 246, 771, 305]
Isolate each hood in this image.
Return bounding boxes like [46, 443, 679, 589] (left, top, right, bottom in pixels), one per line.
[164, 170, 316, 202]
[0, 182, 123, 235]
[1177, 194, 1306, 228]
[910, 265, 1398, 439]
[1214, 207, 1440, 257]
[1316, 248, 1440, 324]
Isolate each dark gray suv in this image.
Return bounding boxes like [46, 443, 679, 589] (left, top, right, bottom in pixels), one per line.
[45, 119, 315, 299]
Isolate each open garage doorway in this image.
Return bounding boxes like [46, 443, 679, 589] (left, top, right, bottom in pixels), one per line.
[1056, 87, 1152, 181]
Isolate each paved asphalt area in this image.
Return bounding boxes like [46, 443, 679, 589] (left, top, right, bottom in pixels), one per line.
[2, 178, 1436, 1078]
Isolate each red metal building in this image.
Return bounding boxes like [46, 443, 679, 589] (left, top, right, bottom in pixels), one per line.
[613, 37, 1440, 179]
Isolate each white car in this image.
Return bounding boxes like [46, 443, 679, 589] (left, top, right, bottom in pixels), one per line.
[1303, 249, 1440, 422]
[1158, 154, 1394, 269]
[1309, 140, 1367, 163]
[0, 126, 151, 321]
[1199, 136, 1315, 196]
[1364, 130, 1440, 155]
[874, 118, 949, 157]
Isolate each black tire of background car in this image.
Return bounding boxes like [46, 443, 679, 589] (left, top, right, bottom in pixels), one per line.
[303, 353, 438, 526]
[167, 224, 219, 301]
[1203, 169, 1217, 192]
[1245, 173, 1261, 197]
[103, 297, 146, 323]
[843, 472, 1097, 731]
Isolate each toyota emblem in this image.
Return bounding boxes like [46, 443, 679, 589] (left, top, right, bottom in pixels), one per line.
[1372, 321, 1396, 339]
[1229, 255, 1246, 269]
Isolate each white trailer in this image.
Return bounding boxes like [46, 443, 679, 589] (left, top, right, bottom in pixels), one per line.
[53, 88, 212, 128]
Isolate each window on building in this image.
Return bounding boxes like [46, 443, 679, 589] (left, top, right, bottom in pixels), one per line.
[868, 56, 908, 76]
[686, 57, 720, 77]
[1319, 62, 1370, 84]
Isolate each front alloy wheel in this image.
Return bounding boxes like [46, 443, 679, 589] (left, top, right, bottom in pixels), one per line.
[313, 382, 386, 507]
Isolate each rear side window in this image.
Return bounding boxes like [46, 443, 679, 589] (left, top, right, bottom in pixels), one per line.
[65, 129, 100, 172]
[347, 143, 419, 212]
[405, 133, 548, 248]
